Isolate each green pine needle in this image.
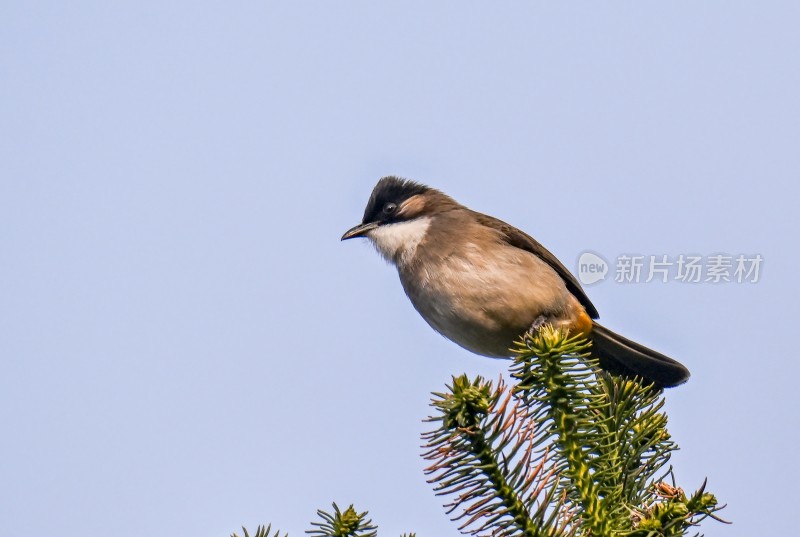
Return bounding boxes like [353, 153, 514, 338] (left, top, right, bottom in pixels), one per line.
[307, 503, 377, 537]
[231, 524, 286, 537]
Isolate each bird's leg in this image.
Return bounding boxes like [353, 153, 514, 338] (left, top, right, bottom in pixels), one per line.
[529, 315, 548, 334]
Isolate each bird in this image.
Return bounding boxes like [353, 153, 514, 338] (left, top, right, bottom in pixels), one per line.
[341, 176, 689, 388]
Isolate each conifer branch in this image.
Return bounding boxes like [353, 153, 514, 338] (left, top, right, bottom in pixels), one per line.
[422, 375, 573, 537]
[307, 503, 378, 537]
[510, 326, 614, 534]
[237, 326, 727, 537]
[231, 524, 287, 537]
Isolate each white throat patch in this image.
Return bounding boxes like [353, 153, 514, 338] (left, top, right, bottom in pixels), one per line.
[367, 217, 432, 265]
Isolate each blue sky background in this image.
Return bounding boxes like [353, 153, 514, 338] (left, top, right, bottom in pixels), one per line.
[1, 2, 798, 536]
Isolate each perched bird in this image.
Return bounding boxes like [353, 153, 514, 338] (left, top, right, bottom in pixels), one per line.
[341, 176, 689, 388]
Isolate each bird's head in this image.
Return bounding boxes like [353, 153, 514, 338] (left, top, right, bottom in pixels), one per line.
[341, 176, 457, 264]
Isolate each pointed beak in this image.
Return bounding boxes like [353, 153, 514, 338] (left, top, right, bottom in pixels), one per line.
[341, 222, 378, 241]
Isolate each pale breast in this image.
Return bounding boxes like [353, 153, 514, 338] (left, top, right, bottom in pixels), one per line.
[399, 239, 574, 357]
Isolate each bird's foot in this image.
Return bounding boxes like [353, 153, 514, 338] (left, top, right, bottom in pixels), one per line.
[529, 315, 548, 334]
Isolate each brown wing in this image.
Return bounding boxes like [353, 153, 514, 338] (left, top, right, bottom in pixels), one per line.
[473, 211, 600, 319]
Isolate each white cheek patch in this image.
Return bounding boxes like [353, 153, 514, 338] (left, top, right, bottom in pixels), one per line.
[367, 217, 432, 265]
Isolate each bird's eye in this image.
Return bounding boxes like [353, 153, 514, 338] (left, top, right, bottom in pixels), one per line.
[383, 202, 397, 215]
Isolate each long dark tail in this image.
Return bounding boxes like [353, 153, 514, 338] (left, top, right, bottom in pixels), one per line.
[590, 323, 690, 388]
